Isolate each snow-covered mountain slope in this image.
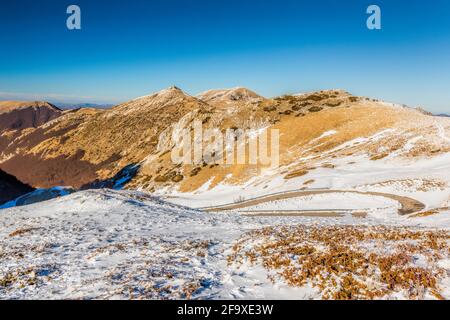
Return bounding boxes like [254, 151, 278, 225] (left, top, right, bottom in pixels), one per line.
[163, 139, 450, 214]
[0, 189, 267, 299]
[0, 189, 449, 299]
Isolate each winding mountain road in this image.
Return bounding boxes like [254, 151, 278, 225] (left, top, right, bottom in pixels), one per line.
[202, 189, 426, 216]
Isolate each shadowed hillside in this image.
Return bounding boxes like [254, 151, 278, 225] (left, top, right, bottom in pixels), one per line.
[0, 169, 34, 205]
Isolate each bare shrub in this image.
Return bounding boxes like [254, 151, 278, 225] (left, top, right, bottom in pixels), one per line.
[228, 225, 449, 300]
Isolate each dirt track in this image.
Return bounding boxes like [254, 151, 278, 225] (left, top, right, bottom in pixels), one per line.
[203, 190, 426, 216]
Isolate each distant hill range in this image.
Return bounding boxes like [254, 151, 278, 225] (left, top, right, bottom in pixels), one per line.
[52, 102, 114, 109]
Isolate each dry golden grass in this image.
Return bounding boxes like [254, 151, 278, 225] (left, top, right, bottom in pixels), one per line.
[370, 153, 389, 161]
[284, 169, 309, 179]
[1, 269, 38, 287]
[8, 227, 39, 238]
[228, 225, 449, 300]
[410, 210, 440, 218]
[409, 208, 449, 219]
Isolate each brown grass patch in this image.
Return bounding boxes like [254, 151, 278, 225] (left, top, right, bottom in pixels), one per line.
[410, 208, 449, 219]
[410, 210, 440, 218]
[370, 153, 389, 161]
[0, 265, 58, 288]
[228, 225, 449, 300]
[308, 106, 323, 113]
[284, 169, 309, 179]
[9, 227, 39, 238]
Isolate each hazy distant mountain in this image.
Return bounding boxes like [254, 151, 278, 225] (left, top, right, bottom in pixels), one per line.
[52, 102, 114, 109]
[435, 113, 450, 117]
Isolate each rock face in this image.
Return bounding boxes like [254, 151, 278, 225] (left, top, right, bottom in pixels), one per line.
[1, 87, 449, 193]
[0, 169, 34, 205]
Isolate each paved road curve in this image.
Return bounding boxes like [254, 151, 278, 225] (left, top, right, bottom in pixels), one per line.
[202, 189, 426, 216]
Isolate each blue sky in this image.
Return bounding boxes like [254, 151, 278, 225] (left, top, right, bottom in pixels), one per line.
[0, 0, 449, 112]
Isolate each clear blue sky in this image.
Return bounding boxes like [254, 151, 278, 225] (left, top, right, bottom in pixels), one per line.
[0, 0, 449, 112]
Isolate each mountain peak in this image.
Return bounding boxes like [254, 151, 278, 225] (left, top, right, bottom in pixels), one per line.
[156, 85, 186, 97]
[168, 85, 181, 91]
[129, 86, 190, 103]
[114, 86, 203, 114]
